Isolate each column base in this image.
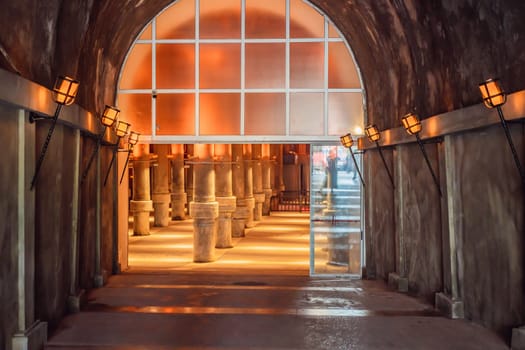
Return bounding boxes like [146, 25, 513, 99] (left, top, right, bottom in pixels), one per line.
[232, 202, 250, 237]
[435, 292, 464, 319]
[253, 193, 265, 221]
[216, 196, 236, 248]
[12, 321, 47, 350]
[67, 289, 86, 313]
[388, 272, 408, 292]
[191, 202, 219, 263]
[130, 200, 153, 235]
[244, 197, 256, 228]
[171, 192, 187, 220]
[512, 326, 525, 350]
[262, 188, 272, 215]
[94, 269, 108, 288]
[152, 193, 171, 227]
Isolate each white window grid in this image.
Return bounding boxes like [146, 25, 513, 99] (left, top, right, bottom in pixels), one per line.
[117, 0, 364, 144]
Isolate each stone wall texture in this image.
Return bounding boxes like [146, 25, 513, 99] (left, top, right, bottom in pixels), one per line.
[34, 122, 76, 330]
[0, 105, 20, 350]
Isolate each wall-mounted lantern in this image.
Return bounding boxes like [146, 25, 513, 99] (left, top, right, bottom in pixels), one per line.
[119, 131, 140, 184]
[340, 133, 365, 187]
[104, 120, 131, 186]
[81, 105, 120, 184]
[401, 112, 442, 196]
[30, 75, 80, 190]
[479, 78, 525, 185]
[365, 124, 394, 188]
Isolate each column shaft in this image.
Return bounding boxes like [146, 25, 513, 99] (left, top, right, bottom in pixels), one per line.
[214, 144, 236, 248]
[186, 144, 194, 217]
[152, 144, 171, 227]
[252, 144, 264, 221]
[243, 144, 255, 228]
[262, 144, 272, 215]
[170, 144, 186, 220]
[190, 144, 218, 262]
[232, 144, 248, 237]
[130, 144, 153, 236]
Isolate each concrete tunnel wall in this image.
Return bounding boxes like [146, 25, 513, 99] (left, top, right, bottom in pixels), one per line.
[0, 0, 525, 347]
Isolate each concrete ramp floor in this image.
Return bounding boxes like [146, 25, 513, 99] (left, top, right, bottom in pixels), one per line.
[45, 213, 507, 349]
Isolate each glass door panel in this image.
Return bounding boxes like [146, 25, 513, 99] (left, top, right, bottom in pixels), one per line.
[310, 144, 362, 276]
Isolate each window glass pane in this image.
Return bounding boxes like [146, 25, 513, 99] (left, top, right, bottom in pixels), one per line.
[200, 93, 240, 135]
[138, 23, 152, 40]
[200, 0, 241, 39]
[328, 92, 363, 136]
[117, 94, 152, 135]
[245, 93, 285, 135]
[290, 93, 324, 135]
[246, 0, 285, 38]
[246, 43, 285, 88]
[329, 42, 360, 88]
[290, 43, 324, 88]
[119, 44, 152, 89]
[200, 44, 240, 89]
[157, 0, 195, 39]
[328, 22, 339, 38]
[156, 44, 195, 89]
[156, 94, 195, 135]
[290, 0, 324, 38]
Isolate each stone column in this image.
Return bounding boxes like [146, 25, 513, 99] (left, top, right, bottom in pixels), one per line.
[152, 144, 171, 227]
[243, 144, 256, 228]
[274, 144, 285, 193]
[252, 144, 265, 221]
[214, 144, 236, 248]
[186, 144, 194, 217]
[11, 109, 47, 350]
[262, 144, 273, 215]
[232, 144, 248, 237]
[130, 144, 153, 236]
[190, 144, 218, 262]
[170, 144, 186, 220]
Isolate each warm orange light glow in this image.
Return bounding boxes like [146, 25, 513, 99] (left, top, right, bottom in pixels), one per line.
[340, 133, 353, 148]
[401, 113, 422, 135]
[364, 124, 380, 142]
[52, 76, 79, 106]
[115, 120, 131, 137]
[479, 78, 506, 108]
[128, 131, 140, 145]
[101, 105, 120, 127]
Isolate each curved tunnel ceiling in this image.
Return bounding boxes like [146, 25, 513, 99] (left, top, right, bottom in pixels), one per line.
[1, 0, 524, 130]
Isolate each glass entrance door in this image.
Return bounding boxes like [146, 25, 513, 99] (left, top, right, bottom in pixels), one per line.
[310, 144, 362, 276]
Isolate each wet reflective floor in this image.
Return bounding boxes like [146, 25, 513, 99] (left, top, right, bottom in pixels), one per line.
[46, 214, 508, 349]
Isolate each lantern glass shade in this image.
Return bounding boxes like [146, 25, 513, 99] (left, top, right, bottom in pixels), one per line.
[115, 121, 131, 137]
[401, 113, 422, 135]
[101, 105, 120, 127]
[340, 133, 353, 148]
[128, 131, 140, 145]
[52, 76, 79, 106]
[479, 78, 506, 108]
[365, 124, 381, 142]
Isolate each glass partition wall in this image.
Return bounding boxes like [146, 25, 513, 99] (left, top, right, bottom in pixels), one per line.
[310, 144, 362, 275]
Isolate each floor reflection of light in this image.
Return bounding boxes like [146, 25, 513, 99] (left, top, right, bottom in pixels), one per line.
[87, 305, 376, 317]
[130, 284, 363, 292]
[129, 256, 189, 263]
[236, 246, 309, 252]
